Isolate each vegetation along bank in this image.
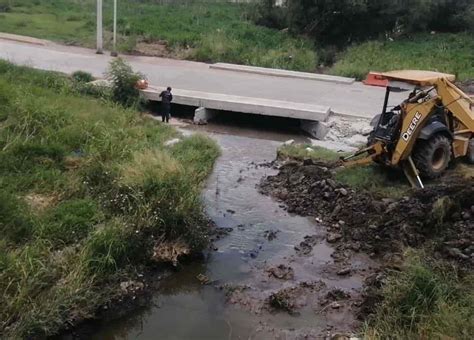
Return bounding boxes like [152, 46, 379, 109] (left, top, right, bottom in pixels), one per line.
[0, 60, 219, 338]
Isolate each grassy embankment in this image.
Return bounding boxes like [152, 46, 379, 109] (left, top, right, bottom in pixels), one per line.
[278, 143, 474, 339]
[0, 0, 316, 71]
[0, 60, 219, 338]
[330, 33, 474, 81]
[365, 251, 473, 339]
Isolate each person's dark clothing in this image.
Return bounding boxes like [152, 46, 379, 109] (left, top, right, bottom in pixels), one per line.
[161, 104, 170, 123]
[159, 90, 173, 123]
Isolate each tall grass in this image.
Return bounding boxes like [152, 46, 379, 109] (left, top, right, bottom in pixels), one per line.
[0, 60, 219, 338]
[330, 33, 474, 81]
[365, 252, 474, 339]
[0, 0, 317, 71]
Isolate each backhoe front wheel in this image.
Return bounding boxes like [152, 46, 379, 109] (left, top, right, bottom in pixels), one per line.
[413, 134, 452, 179]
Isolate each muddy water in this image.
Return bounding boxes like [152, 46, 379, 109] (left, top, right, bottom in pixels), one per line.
[91, 131, 374, 339]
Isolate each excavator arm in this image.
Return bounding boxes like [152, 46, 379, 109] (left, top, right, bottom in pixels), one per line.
[436, 79, 474, 158]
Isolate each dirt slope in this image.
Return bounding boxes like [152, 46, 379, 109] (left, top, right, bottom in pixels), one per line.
[260, 159, 474, 269]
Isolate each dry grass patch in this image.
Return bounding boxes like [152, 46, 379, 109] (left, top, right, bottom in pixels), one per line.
[119, 149, 183, 187]
[23, 193, 58, 212]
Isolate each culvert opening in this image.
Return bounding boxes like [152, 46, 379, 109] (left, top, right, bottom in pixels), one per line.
[148, 103, 309, 141]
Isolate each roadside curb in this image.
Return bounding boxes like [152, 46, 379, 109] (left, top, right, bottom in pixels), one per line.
[0, 33, 48, 46]
[329, 109, 373, 121]
[210, 63, 355, 85]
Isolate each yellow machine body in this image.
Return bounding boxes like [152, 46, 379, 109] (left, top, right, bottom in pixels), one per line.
[344, 70, 474, 188]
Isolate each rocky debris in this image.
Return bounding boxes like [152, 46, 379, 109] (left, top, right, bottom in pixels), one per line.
[209, 226, 233, 243]
[196, 273, 210, 284]
[268, 287, 301, 314]
[327, 233, 343, 243]
[267, 264, 294, 280]
[151, 241, 190, 266]
[325, 288, 351, 302]
[323, 116, 372, 147]
[24, 193, 57, 211]
[120, 280, 144, 294]
[330, 334, 361, 340]
[446, 247, 470, 260]
[263, 229, 279, 241]
[89, 79, 112, 88]
[457, 80, 474, 95]
[294, 235, 324, 255]
[164, 138, 181, 147]
[267, 281, 327, 315]
[260, 159, 474, 269]
[337, 267, 351, 276]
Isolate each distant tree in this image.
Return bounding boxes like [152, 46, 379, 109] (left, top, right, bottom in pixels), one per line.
[256, 0, 474, 46]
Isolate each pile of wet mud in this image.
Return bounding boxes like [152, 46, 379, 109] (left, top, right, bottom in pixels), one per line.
[260, 159, 474, 269]
[457, 80, 474, 95]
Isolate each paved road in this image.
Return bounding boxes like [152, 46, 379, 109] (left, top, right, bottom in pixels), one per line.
[0, 38, 405, 118]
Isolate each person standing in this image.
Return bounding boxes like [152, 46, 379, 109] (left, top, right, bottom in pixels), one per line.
[159, 87, 173, 123]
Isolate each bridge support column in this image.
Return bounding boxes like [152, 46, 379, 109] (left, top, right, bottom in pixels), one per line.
[194, 107, 217, 125]
[300, 120, 329, 140]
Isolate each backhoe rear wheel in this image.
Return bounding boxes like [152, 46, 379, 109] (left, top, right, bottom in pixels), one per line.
[467, 138, 474, 164]
[412, 134, 452, 179]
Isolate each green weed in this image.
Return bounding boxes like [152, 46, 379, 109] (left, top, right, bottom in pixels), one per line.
[366, 251, 474, 339]
[334, 166, 409, 199]
[331, 33, 474, 81]
[71, 70, 94, 83]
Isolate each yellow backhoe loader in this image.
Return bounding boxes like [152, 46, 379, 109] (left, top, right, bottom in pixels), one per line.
[343, 70, 474, 188]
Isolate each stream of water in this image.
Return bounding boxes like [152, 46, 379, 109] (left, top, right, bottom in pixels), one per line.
[89, 127, 373, 339]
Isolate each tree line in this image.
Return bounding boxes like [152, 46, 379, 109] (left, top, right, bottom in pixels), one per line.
[255, 0, 474, 45]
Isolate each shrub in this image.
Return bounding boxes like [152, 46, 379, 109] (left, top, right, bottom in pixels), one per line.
[73, 82, 112, 100]
[105, 58, 144, 107]
[71, 70, 94, 83]
[0, 1, 11, 13]
[253, 0, 288, 30]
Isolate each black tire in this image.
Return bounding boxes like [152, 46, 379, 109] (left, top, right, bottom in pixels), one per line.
[412, 134, 452, 179]
[467, 139, 474, 164]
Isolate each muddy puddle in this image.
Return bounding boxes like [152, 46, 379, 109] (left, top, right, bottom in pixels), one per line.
[89, 131, 377, 339]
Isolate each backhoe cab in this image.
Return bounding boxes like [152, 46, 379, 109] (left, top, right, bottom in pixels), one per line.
[344, 70, 474, 188]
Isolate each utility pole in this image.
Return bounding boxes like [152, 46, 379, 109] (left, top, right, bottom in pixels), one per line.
[111, 0, 118, 57]
[96, 0, 103, 54]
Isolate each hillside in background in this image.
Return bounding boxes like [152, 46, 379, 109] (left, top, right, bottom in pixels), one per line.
[0, 0, 473, 79]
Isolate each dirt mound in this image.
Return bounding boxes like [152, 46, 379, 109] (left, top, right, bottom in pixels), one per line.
[457, 80, 474, 95]
[260, 159, 474, 269]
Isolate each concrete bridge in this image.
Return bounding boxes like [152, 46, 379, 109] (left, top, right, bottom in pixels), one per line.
[142, 85, 332, 138]
[0, 34, 407, 139]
